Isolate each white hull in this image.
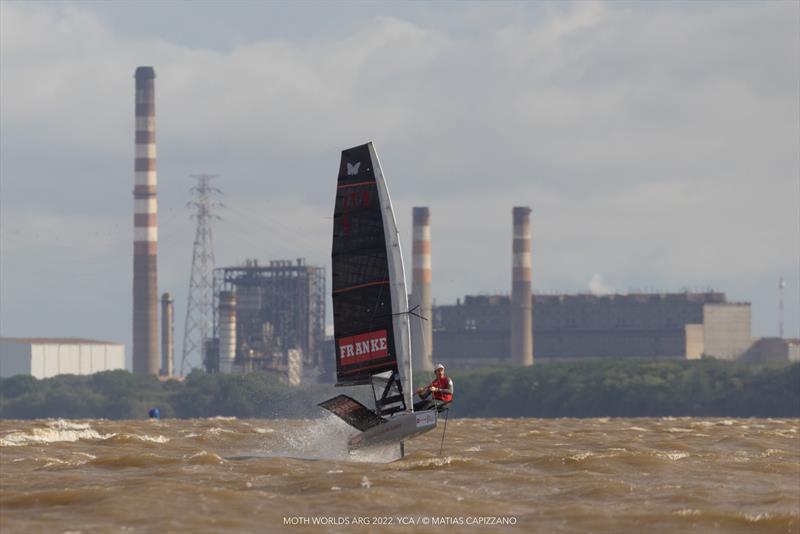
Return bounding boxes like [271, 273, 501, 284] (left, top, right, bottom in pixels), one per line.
[348, 409, 438, 451]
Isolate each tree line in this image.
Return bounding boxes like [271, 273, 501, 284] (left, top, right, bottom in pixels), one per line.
[0, 359, 797, 419]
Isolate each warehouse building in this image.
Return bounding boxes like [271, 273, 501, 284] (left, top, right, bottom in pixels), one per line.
[433, 292, 754, 367]
[0, 338, 126, 378]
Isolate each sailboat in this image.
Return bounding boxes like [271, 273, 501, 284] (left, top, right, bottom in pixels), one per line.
[318, 142, 438, 455]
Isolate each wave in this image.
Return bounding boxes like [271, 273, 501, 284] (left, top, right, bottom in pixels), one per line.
[0, 420, 112, 447]
[100, 433, 169, 445]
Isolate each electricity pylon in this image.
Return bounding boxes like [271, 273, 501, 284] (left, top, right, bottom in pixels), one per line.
[180, 175, 221, 375]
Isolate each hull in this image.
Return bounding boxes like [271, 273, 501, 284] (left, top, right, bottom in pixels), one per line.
[348, 409, 437, 450]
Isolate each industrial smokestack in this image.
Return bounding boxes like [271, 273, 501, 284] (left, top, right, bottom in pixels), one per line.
[411, 207, 433, 372]
[511, 206, 533, 366]
[160, 293, 173, 376]
[218, 291, 237, 374]
[133, 66, 159, 375]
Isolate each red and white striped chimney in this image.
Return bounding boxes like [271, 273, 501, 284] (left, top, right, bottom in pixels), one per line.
[511, 206, 533, 366]
[411, 207, 433, 372]
[133, 66, 159, 375]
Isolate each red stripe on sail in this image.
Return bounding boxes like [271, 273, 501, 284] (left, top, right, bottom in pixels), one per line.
[340, 360, 397, 375]
[337, 180, 376, 189]
[332, 280, 389, 294]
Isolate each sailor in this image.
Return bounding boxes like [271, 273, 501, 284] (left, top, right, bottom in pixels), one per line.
[414, 363, 453, 412]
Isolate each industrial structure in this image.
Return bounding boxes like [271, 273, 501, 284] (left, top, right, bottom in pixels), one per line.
[511, 206, 534, 366]
[181, 175, 221, 374]
[433, 292, 755, 367]
[0, 338, 125, 378]
[205, 259, 326, 384]
[132, 66, 160, 375]
[160, 293, 174, 376]
[410, 207, 434, 373]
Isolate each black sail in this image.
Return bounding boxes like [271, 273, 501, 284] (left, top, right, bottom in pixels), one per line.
[332, 143, 400, 385]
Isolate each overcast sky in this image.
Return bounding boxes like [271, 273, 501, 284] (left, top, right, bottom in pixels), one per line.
[1, 1, 798, 371]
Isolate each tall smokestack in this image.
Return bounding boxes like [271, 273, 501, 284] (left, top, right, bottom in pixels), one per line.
[160, 293, 173, 376]
[412, 207, 433, 372]
[511, 206, 533, 366]
[133, 66, 159, 375]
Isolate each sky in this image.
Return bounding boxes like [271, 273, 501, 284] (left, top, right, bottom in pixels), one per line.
[1, 1, 798, 372]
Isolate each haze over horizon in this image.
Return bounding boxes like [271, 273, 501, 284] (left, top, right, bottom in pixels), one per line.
[1, 1, 798, 371]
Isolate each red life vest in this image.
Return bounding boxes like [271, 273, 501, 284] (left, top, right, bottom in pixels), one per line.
[431, 376, 452, 402]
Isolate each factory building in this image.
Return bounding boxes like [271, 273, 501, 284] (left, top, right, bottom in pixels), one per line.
[205, 259, 325, 384]
[0, 338, 125, 378]
[433, 292, 754, 367]
[743, 337, 800, 363]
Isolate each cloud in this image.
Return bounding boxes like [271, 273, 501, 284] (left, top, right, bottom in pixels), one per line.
[1, 0, 798, 362]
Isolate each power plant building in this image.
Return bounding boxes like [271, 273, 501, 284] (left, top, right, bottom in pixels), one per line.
[0, 338, 125, 379]
[206, 259, 325, 383]
[433, 292, 753, 367]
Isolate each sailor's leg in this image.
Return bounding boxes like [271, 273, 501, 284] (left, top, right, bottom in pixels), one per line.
[413, 399, 433, 411]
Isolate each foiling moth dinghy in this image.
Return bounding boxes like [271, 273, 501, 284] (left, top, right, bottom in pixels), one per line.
[319, 142, 438, 456]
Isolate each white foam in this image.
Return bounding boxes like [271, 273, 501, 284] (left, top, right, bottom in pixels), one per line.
[207, 427, 236, 435]
[660, 452, 689, 461]
[1, 422, 112, 447]
[47, 419, 93, 430]
[674, 509, 701, 516]
[133, 434, 170, 443]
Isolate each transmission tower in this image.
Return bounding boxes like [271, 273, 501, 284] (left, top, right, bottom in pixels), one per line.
[180, 175, 222, 375]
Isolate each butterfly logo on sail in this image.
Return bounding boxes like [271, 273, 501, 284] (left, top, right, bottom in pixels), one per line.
[347, 161, 361, 176]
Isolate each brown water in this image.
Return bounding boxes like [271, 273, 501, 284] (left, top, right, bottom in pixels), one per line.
[1, 417, 798, 533]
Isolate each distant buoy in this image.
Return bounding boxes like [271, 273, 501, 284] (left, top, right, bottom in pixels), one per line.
[148, 408, 161, 419]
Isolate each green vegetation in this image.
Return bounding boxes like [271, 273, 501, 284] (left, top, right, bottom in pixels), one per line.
[0, 360, 797, 419]
[450, 359, 799, 418]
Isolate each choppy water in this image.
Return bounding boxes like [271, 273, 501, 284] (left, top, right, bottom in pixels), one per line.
[1, 416, 798, 533]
